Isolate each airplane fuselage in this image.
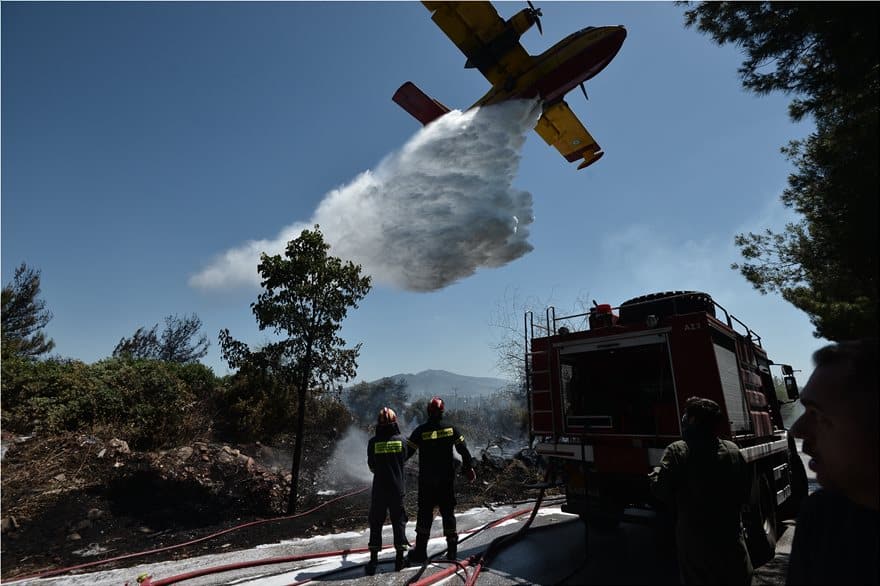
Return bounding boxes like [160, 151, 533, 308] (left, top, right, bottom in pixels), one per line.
[397, 2, 625, 170]
[473, 25, 626, 107]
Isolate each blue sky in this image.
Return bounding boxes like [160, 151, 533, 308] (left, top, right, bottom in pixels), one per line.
[2, 1, 824, 386]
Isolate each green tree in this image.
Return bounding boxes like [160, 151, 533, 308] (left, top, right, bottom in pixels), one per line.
[346, 377, 409, 427]
[212, 351, 297, 442]
[113, 313, 209, 363]
[682, 2, 878, 340]
[219, 226, 371, 512]
[1, 263, 55, 359]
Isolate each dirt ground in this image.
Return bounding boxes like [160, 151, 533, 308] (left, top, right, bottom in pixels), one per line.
[0, 431, 552, 581]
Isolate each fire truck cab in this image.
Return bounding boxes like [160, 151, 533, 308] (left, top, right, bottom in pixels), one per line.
[525, 291, 808, 566]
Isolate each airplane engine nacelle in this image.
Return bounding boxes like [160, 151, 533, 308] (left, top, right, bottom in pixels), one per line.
[465, 9, 537, 70]
[507, 8, 539, 37]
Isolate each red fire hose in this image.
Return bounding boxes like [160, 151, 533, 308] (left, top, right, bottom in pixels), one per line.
[147, 547, 373, 586]
[147, 504, 540, 586]
[7, 486, 369, 583]
[462, 473, 549, 586]
[11, 488, 553, 586]
[405, 504, 539, 586]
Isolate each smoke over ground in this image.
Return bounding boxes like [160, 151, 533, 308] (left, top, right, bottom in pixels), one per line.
[320, 426, 372, 486]
[190, 99, 542, 292]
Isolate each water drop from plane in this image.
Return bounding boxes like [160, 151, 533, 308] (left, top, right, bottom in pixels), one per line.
[191, 99, 542, 292]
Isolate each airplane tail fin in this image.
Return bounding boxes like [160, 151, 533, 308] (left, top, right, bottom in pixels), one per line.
[392, 81, 451, 126]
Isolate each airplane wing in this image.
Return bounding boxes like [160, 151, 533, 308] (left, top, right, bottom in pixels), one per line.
[534, 101, 605, 170]
[422, 1, 532, 86]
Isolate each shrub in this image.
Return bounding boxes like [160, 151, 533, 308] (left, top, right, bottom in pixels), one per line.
[1, 357, 218, 450]
[102, 359, 191, 447]
[212, 367, 296, 442]
[2, 358, 103, 432]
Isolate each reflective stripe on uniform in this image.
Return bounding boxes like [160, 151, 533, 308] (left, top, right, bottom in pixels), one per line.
[374, 440, 403, 454]
[407, 439, 419, 451]
[455, 435, 465, 444]
[421, 428, 454, 441]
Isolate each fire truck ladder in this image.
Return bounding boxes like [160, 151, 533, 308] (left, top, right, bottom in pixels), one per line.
[524, 307, 558, 443]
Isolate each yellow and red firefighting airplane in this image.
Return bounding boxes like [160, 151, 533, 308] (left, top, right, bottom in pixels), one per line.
[393, 1, 626, 170]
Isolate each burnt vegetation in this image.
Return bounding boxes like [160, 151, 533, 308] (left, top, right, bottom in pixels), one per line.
[0, 237, 534, 579]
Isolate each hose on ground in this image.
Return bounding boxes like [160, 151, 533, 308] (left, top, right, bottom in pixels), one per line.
[463, 469, 549, 586]
[11, 486, 556, 585]
[151, 507, 534, 586]
[284, 558, 472, 586]
[150, 546, 374, 586]
[404, 505, 534, 586]
[155, 504, 538, 586]
[6, 486, 369, 583]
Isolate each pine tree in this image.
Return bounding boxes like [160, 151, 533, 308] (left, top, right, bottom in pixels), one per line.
[683, 2, 879, 339]
[2, 263, 55, 359]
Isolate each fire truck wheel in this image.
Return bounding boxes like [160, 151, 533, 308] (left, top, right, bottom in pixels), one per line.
[745, 474, 778, 567]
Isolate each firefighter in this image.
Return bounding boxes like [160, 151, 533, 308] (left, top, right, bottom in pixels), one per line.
[649, 397, 753, 585]
[365, 406, 410, 575]
[406, 396, 476, 563]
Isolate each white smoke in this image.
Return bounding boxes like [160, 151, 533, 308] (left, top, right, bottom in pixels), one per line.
[189, 99, 542, 292]
[321, 426, 373, 486]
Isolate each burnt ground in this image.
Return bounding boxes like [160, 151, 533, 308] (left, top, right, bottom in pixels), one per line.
[0, 431, 553, 581]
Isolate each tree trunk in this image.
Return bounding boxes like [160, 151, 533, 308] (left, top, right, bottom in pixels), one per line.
[288, 382, 309, 513]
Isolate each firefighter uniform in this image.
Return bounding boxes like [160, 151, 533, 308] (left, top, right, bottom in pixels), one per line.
[367, 428, 409, 558]
[650, 438, 754, 585]
[406, 414, 473, 561]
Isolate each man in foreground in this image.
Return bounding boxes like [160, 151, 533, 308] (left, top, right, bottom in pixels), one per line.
[787, 339, 878, 585]
[406, 396, 476, 563]
[649, 396, 753, 585]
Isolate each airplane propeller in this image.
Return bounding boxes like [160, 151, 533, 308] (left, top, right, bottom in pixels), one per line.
[526, 1, 543, 35]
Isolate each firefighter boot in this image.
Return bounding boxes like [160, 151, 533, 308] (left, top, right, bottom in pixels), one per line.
[446, 536, 458, 560]
[365, 550, 378, 576]
[407, 534, 429, 564]
[394, 549, 406, 571]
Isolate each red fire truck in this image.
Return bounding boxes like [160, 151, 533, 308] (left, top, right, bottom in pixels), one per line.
[525, 291, 808, 565]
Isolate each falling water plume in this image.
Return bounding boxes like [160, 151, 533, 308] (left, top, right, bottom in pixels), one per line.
[190, 99, 543, 292]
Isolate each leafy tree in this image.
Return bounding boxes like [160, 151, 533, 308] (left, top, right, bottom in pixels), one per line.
[1, 263, 55, 359]
[681, 2, 879, 340]
[346, 377, 409, 427]
[113, 313, 209, 363]
[219, 226, 371, 512]
[212, 355, 296, 442]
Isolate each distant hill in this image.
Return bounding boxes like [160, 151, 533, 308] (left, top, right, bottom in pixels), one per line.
[357, 369, 511, 400]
